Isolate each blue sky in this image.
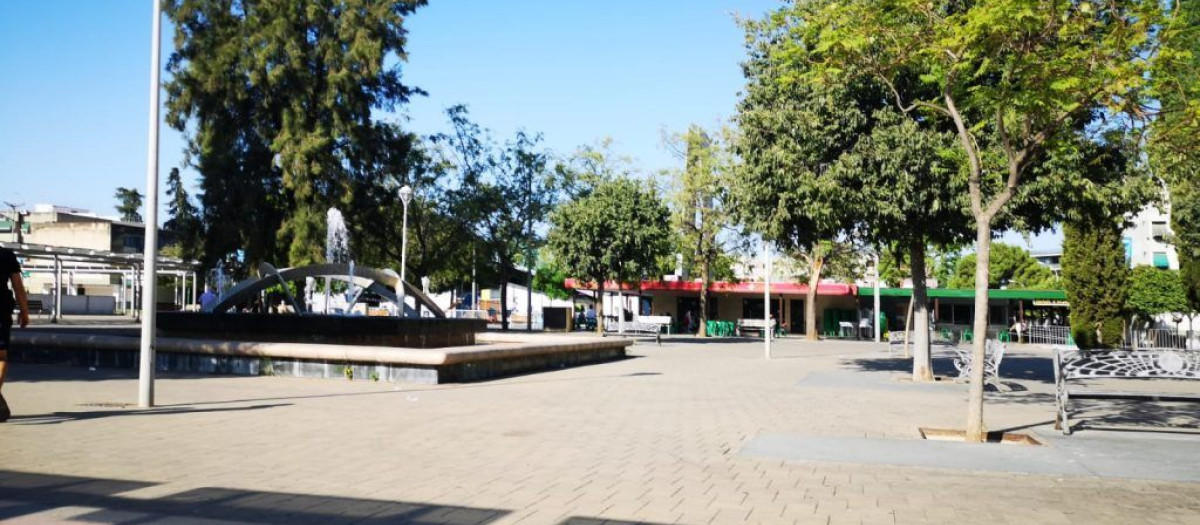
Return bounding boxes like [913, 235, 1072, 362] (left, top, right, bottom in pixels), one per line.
[0, 0, 1058, 251]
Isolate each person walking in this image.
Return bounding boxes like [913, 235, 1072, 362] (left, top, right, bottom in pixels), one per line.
[1, 246, 31, 422]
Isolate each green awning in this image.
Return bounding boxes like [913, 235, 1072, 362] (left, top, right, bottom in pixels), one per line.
[1153, 253, 1170, 268]
[858, 287, 1067, 300]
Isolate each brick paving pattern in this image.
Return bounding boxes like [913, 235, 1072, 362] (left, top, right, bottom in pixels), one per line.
[2, 336, 1198, 524]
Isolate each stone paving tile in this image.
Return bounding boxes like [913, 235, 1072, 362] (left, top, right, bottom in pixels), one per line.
[1, 338, 1198, 524]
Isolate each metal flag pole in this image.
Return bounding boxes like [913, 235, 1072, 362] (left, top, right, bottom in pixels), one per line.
[138, 0, 163, 408]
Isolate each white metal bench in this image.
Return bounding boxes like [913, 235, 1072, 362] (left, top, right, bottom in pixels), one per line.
[886, 330, 955, 356]
[737, 319, 779, 337]
[636, 315, 672, 334]
[953, 340, 1006, 389]
[1053, 348, 1200, 435]
[604, 320, 662, 336]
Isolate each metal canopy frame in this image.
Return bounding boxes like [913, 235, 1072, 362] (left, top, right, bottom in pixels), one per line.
[0, 241, 201, 322]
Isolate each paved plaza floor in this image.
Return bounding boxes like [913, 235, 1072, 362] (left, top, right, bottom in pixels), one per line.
[2, 334, 1198, 524]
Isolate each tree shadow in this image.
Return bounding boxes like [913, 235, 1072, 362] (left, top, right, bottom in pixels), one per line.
[7, 403, 291, 425]
[0, 470, 509, 524]
[1068, 399, 1200, 434]
[842, 355, 1057, 384]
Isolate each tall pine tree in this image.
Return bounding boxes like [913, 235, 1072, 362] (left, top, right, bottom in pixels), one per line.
[1062, 221, 1128, 348]
[164, 168, 202, 260]
[164, 0, 425, 269]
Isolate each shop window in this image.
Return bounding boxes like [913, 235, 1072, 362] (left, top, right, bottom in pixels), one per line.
[937, 303, 953, 324]
[953, 304, 973, 325]
[990, 305, 1007, 325]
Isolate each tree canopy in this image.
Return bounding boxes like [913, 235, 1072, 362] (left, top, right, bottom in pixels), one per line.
[547, 177, 671, 333]
[114, 187, 143, 223]
[781, 0, 1196, 441]
[1128, 266, 1189, 323]
[666, 125, 737, 336]
[163, 0, 425, 270]
[949, 244, 1058, 290]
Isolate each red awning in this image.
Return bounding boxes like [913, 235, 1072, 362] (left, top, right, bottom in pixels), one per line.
[563, 278, 856, 296]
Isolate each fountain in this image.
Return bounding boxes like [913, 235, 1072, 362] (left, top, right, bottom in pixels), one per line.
[324, 208, 350, 314]
[11, 205, 630, 384]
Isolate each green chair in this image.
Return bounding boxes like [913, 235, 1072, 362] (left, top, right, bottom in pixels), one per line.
[961, 329, 974, 343]
[998, 330, 1011, 343]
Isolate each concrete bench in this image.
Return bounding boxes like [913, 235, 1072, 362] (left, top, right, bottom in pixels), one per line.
[1054, 348, 1200, 435]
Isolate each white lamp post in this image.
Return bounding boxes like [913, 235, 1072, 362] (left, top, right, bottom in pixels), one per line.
[138, 0, 163, 408]
[398, 185, 413, 317]
[873, 254, 881, 343]
[764, 240, 772, 360]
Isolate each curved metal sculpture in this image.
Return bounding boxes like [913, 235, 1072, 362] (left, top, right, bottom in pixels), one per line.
[203, 263, 444, 318]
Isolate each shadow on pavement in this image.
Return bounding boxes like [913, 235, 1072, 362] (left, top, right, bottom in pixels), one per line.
[0, 470, 509, 524]
[561, 518, 669, 525]
[1070, 399, 1200, 433]
[843, 355, 1057, 384]
[8, 403, 290, 425]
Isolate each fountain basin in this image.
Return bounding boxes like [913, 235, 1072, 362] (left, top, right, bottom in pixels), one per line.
[157, 312, 485, 349]
[9, 330, 630, 384]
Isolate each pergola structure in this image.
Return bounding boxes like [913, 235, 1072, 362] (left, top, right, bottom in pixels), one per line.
[0, 241, 200, 323]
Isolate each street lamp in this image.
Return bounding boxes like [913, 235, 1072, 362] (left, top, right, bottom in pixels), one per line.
[398, 185, 413, 317]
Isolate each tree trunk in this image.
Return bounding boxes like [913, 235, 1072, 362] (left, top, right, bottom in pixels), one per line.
[910, 241, 933, 382]
[596, 280, 605, 335]
[805, 256, 823, 341]
[527, 268, 533, 332]
[966, 221, 992, 443]
[500, 270, 509, 331]
[617, 288, 625, 334]
[698, 258, 710, 337]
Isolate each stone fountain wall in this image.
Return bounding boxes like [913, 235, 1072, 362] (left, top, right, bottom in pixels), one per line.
[157, 312, 485, 348]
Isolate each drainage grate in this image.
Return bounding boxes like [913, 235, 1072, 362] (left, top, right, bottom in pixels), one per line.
[77, 402, 137, 409]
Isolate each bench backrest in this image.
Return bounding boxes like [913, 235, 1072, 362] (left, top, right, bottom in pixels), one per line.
[1056, 349, 1200, 381]
[986, 339, 1006, 367]
[888, 330, 956, 345]
[738, 319, 776, 329]
[637, 315, 671, 325]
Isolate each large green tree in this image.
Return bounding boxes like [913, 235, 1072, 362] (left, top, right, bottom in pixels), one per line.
[349, 125, 474, 292]
[830, 110, 971, 380]
[666, 125, 737, 337]
[949, 244, 1059, 290]
[164, 0, 425, 270]
[433, 106, 561, 330]
[735, 9, 881, 341]
[794, 0, 1195, 442]
[1057, 137, 1155, 349]
[548, 178, 671, 334]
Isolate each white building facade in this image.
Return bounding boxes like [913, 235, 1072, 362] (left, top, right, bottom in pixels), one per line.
[1124, 205, 1178, 270]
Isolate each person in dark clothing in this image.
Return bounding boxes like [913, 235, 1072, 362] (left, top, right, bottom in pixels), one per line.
[1, 247, 31, 422]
